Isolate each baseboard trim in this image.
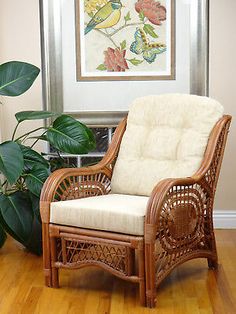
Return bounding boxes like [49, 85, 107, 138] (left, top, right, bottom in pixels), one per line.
[213, 210, 236, 229]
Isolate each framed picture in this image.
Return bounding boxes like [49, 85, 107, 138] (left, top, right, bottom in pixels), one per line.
[40, 0, 209, 126]
[76, 0, 175, 81]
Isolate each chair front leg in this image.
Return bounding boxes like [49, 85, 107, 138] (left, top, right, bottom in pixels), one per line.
[50, 234, 59, 288]
[42, 222, 52, 287]
[144, 224, 157, 308]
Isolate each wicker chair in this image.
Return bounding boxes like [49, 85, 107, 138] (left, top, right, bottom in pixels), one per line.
[40, 94, 231, 307]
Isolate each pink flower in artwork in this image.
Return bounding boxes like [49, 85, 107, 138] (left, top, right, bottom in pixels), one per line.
[104, 48, 129, 72]
[135, 0, 166, 25]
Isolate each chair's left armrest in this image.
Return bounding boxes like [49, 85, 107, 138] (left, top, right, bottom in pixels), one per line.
[40, 164, 112, 223]
[40, 117, 128, 224]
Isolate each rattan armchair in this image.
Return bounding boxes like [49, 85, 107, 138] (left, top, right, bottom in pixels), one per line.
[40, 95, 231, 307]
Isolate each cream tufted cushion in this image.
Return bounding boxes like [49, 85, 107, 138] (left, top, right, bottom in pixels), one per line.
[50, 194, 149, 235]
[111, 94, 224, 196]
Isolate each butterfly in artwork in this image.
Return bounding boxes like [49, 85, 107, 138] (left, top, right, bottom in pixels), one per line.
[130, 28, 166, 64]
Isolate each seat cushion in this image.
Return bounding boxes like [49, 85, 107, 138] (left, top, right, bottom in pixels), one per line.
[50, 194, 149, 235]
[111, 94, 224, 196]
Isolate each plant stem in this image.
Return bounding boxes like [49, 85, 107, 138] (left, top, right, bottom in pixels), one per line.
[30, 130, 48, 148]
[14, 127, 47, 142]
[12, 122, 20, 140]
[1, 179, 7, 187]
[0, 181, 3, 194]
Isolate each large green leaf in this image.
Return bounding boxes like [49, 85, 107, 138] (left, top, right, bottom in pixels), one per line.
[25, 165, 50, 197]
[0, 191, 42, 255]
[49, 156, 76, 172]
[24, 214, 42, 255]
[0, 61, 40, 96]
[20, 144, 49, 171]
[0, 141, 23, 184]
[15, 110, 57, 123]
[0, 192, 33, 243]
[46, 115, 96, 154]
[29, 192, 41, 222]
[0, 209, 22, 243]
[0, 224, 7, 248]
[27, 192, 42, 255]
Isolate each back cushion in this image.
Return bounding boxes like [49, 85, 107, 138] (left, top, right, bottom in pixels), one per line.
[111, 94, 224, 196]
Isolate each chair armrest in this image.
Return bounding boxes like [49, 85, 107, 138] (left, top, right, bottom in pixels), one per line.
[40, 164, 112, 201]
[145, 115, 231, 241]
[40, 117, 127, 223]
[145, 176, 198, 227]
[40, 164, 113, 223]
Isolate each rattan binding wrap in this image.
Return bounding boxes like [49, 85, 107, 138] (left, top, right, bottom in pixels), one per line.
[40, 115, 231, 308]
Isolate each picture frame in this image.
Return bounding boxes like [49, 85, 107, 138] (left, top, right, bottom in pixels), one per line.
[40, 0, 209, 126]
[76, 0, 175, 81]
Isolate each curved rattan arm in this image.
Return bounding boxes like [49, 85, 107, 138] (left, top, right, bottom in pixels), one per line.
[145, 115, 232, 237]
[144, 115, 231, 307]
[40, 117, 127, 223]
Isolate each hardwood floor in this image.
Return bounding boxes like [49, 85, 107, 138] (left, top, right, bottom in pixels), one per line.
[0, 230, 236, 314]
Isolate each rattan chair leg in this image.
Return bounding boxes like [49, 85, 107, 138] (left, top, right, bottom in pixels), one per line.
[50, 236, 59, 288]
[204, 208, 218, 269]
[137, 243, 146, 306]
[207, 236, 218, 269]
[44, 269, 52, 287]
[145, 243, 156, 308]
[42, 224, 52, 287]
[207, 257, 218, 269]
[51, 267, 59, 288]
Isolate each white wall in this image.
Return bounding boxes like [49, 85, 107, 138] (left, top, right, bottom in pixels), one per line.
[0, 0, 43, 149]
[0, 0, 235, 210]
[209, 0, 236, 210]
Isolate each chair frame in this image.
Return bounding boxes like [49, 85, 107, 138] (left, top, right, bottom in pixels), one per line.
[40, 114, 231, 307]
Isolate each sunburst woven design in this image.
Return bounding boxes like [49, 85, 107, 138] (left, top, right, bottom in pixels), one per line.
[152, 119, 231, 289]
[53, 172, 112, 201]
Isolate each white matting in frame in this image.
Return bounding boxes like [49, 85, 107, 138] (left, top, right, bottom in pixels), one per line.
[40, 0, 209, 125]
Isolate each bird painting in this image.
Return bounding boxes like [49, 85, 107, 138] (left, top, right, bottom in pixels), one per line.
[85, 0, 122, 35]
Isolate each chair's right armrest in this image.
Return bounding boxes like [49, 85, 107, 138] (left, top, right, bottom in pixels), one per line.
[144, 115, 232, 242]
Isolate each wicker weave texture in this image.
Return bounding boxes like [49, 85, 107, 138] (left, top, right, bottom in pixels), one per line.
[40, 115, 231, 308]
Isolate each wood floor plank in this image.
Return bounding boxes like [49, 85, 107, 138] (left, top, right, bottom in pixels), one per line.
[0, 230, 236, 313]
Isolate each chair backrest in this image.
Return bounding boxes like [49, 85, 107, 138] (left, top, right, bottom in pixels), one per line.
[111, 94, 224, 196]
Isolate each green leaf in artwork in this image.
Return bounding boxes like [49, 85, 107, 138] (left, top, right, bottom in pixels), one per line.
[124, 11, 131, 23]
[143, 24, 158, 38]
[127, 58, 144, 66]
[96, 64, 107, 71]
[139, 11, 145, 22]
[120, 40, 126, 50]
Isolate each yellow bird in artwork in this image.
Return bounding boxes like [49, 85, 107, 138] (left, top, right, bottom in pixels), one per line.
[85, 0, 122, 35]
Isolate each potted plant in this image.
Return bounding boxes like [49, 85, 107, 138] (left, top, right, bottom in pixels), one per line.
[0, 61, 96, 254]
